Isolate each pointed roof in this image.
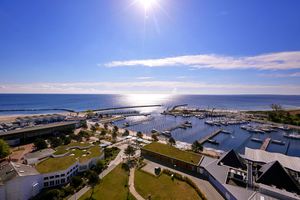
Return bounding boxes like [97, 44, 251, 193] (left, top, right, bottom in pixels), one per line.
[218, 149, 247, 170]
[257, 161, 300, 194]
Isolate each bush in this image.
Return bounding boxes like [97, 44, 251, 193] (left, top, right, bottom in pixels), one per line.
[70, 176, 83, 189]
[0, 139, 10, 159]
[34, 138, 47, 150]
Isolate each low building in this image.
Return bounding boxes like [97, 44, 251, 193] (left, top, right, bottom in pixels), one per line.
[0, 142, 104, 200]
[142, 142, 300, 200]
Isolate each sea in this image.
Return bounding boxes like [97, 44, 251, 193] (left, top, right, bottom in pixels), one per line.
[0, 94, 300, 157]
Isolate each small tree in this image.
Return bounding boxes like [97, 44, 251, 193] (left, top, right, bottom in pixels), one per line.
[168, 137, 176, 146]
[112, 131, 118, 141]
[94, 160, 105, 173]
[70, 176, 83, 189]
[81, 120, 88, 129]
[113, 125, 119, 133]
[34, 138, 47, 150]
[191, 140, 203, 152]
[49, 137, 63, 148]
[151, 134, 158, 141]
[100, 130, 106, 136]
[137, 131, 143, 138]
[122, 129, 129, 136]
[63, 137, 71, 145]
[91, 125, 97, 132]
[0, 139, 10, 159]
[124, 145, 136, 160]
[87, 171, 100, 199]
[104, 123, 108, 130]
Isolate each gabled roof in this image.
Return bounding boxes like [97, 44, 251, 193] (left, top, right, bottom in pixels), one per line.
[218, 149, 247, 170]
[257, 161, 300, 194]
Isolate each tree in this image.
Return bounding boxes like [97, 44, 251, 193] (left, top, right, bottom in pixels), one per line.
[70, 176, 83, 189]
[271, 103, 282, 112]
[104, 123, 108, 130]
[63, 137, 71, 145]
[0, 139, 10, 159]
[94, 160, 105, 173]
[191, 140, 203, 152]
[43, 189, 62, 200]
[113, 125, 119, 133]
[100, 130, 106, 136]
[34, 138, 47, 150]
[87, 170, 100, 200]
[151, 134, 158, 141]
[91, 125, 97, 132]
[168, 137, 176, 146]
[49, 137, 63, 148]
[122, 129, 130, 137]
[137, 131, 143, 138]
[81, 120, 88, 129]
[112, 131, 118, 141]
[124, 145, 136, 160]
[95, 123, 100, 127]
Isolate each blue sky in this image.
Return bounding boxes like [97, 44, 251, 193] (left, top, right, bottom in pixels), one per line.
[0, 0, 300, 94]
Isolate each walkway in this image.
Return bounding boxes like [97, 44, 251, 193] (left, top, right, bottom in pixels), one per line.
[129, 168, 145, 200]
[142, 160, 224, 200]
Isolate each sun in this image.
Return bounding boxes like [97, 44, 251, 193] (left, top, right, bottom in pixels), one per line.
[137, 0, 157, 11]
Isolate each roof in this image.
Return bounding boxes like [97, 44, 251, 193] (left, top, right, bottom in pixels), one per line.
[245, 147, 300, 172]
[199, 156, 217, 168]
[24, 148, 55, 160]
[0, 162, 39, 184]
[218, 149, 247, 170]
[0, 121, 77, 136]
[256, 161, 300, 194]
[143, 142, 203, 165]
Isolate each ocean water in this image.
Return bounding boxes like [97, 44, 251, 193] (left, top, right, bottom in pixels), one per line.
[0, 94, 300, 157]
[0, 94, 300, 114]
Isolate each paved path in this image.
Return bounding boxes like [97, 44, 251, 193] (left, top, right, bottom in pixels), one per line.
[68, 144, 128, 200]
[129, 168, 145, 200]
[142, 160, 225, 200]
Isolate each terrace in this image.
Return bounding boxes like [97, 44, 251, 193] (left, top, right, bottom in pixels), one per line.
[142, 142, 202, 165]
[36, 143, 102, 174]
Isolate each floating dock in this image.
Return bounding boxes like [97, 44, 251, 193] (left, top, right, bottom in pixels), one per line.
[198, 129, 223, 145]
[260, 137, 271, 150]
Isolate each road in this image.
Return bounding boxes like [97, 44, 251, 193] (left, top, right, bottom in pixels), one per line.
[68, 143, 128, 200]
[129, 168, 145, 200]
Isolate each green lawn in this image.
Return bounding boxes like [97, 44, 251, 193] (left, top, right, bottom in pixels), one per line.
[36, 145, 102, 173]
[54, 142, 91, 155]
[135, 170, 201, 200]
[79, 164, 135, 200]
[143, 142, 202, 164]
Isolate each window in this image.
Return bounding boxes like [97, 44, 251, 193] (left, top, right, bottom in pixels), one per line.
[55, 175, 59, 178]
[61, 174, 65, 177]
[50, 181, 54, 186]
[50, 176, 54, 179]
[44, 177, 49, 180]
[44, 182, 49, 187]
[61, 179, 65, 183]
[56, 180, 60, 185]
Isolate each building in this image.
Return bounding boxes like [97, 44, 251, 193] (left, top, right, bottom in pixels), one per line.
[0, 143, 104, 200]
[141, 142, 300, 200]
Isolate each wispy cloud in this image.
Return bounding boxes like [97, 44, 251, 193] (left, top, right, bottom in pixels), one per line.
[259, 72, 300, 78]
[104, 51, 300, 70]
[0, 81, 299, 94]
[136, 76, 153, 80]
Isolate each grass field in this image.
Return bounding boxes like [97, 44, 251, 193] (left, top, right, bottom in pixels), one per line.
[134, 170, 201, 200]
[143, 142, 202, 164]
[53, 142, 91, 155]
[36, 145, 102, 173]
[79, 164, 136, 200]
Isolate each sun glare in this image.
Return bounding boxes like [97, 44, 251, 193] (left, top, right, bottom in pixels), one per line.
[138, 0, 157, 11]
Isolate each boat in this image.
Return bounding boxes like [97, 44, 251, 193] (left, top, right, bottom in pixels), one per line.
[184, 124, 192, 128]
[161, 131, 171, 137]
[184, 121, 192, 125]
[283, 133, 300, 140]
[205, 120, 214, 126]
[151, 129, 159, 133]
[271, 140, 285, 145]
[123, 122, 129, 127]
[207, 139, 219, 145]
[251, 137, 263, 143]
[221, 130, 232, 134]
[277, 125, 290, 131]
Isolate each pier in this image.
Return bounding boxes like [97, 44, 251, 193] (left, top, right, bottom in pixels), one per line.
[122, 116, 154, 127]
[163, 122, 192, 132]
[260, 137, 271, 150]
[198, 129, 223, 145]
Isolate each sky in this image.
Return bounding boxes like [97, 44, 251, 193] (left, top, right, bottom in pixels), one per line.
[0, 0, 300, 94]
